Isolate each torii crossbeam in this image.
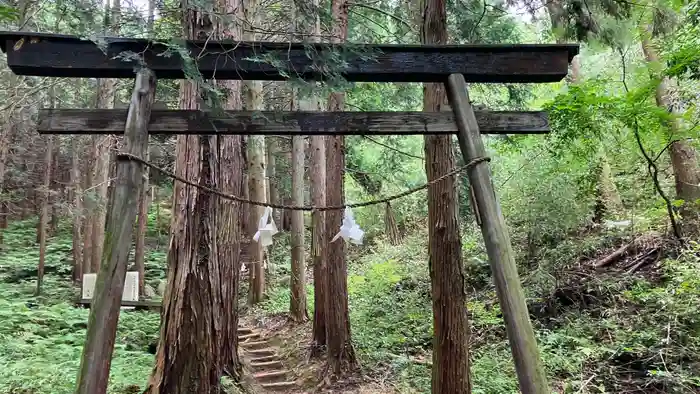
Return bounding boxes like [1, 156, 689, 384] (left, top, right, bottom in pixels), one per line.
[0, 31, 576, 83]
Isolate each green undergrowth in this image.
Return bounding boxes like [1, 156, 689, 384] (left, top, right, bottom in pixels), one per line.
[4, 208, 700, 394]
[257, 227, 700, 393]
[0, 219, 162, 394]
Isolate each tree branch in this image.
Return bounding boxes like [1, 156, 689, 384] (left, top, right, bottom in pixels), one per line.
[348, 1, 412, 30]
[619, 47, 683, 240]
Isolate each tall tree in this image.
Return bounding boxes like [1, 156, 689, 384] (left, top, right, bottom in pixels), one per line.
[71, 135, 83, 282]
[310, 133, 328, 350]
[301, 0, 329, 350]
[91, 0, 120, 272]
[215, 0, 246, 374]
[289, 133, 307, 320]
[545, 0, 623, 223]
[0, 116, 10, 246]
[134, 155, 149, 294]
[325, 0, 357, 375]
[36, 135, 53, 295]
[82, 0, 116, 274]
[288, 0, 315, 323]
[266, 138, 280, 224]
[421, 0, 472, 392]
[134, 0, 157, 296]
[641, 27, 700, 234]
[82, 146, 94, 275]
[145, 0, 244, 391]
[0, 0, 32, 247]
[244, 0, 267, 305]
[38, 54, 58, 291]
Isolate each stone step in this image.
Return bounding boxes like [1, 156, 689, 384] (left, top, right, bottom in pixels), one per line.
[250, 360, 284, 371]
[253, 370, 290, 383]
[249, 355, 278, 363]
[245, 348, 277, 357]
[260, 381, 297, 391]
[240, 340, 270, 350]
[237, 327, 253, 335]
[238, 332, 260, 341]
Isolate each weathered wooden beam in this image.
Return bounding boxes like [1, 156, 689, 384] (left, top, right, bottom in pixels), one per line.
[78, 298, 162, 311]
[37, 109, 550, 135]
[0, 31, 579, 83]
[75, 69, 156, 394]
[446, 73, 549, 394]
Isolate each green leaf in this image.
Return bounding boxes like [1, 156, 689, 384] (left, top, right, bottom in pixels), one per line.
[0, 4, 18, 21]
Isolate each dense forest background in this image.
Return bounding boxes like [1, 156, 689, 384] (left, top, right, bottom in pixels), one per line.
[0, 0, 699, 392]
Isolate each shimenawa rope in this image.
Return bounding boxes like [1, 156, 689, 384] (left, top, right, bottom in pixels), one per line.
[116, 153, 490, 212]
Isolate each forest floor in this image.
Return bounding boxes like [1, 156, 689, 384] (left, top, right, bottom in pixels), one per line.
[1, 216, 700, 393]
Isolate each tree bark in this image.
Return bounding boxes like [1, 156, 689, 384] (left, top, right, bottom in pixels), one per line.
[244, 0, 267, 305]
[310, 132, 328, 349]
[36, 136, 53, 295]
[90, 138, 114, 273]
[292, 0, 328, 352]
[421, 0, 472, 392]
[82, 150, 94, 274]
[289, 133, 307, 321]
[325, 0, 357, 376]
[0, 1, 31, 244]
[71, 137, 84, 282]
[215, 104, 245, 377]
[288, 0, 316, 324]
[145, 90, 239, 394]
[147, 0, 155, 34]
[145, 0, 243, 390]
[49, 146, 60, 236]
[134, 152, 149, 295]
[217, 0, 245, 375]
[0, 121, 11, 245]
[133, 0, 157, 296]
[641, 34, 700, 233]
[91, 0, 120, 273]
[266, 138, 280, 224]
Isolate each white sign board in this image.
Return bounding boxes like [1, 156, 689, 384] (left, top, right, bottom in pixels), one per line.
[82, 271, 139, 302]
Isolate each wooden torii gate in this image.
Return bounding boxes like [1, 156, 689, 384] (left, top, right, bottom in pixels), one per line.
[0, 31, 578, 394]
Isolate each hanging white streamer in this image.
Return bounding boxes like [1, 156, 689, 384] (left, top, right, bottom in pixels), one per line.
[253, 206, 278, 247]
[331, 207, 364, 245]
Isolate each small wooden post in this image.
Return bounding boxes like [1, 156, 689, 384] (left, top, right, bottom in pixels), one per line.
[445, 73, 549, 394]
[75, 68, 156, 394]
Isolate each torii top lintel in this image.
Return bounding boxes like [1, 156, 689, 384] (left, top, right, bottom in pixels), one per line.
[0, 31, 579, 83]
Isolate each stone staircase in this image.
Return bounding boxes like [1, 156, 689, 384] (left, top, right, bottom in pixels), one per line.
[238, 326, 297, 392]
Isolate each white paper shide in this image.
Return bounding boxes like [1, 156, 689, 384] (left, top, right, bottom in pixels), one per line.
[253, 206, 278, 247]
[331, 206, 364, 245]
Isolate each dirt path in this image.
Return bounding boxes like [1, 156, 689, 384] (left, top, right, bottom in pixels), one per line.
[238, 326, 298, 392]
